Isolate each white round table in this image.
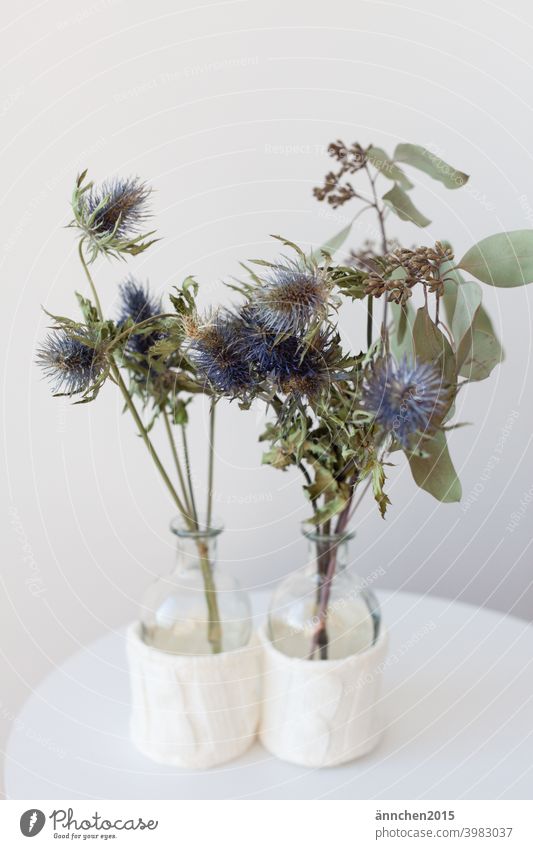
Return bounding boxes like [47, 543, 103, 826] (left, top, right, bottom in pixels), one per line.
[5, 590, 533, 799]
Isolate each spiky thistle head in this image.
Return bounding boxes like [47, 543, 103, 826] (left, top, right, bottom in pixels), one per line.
[275, 329, 343, 401]
[71, 171, 155, 261]
[117, 276, 162, 355]
[36, 329, 106, 396]
[185, 310, 253, 396]
[253, 258, 332, 334]
[361, 356, 450, 448]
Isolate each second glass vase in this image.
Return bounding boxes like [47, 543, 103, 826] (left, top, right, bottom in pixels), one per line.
[268, 525, 381, 660]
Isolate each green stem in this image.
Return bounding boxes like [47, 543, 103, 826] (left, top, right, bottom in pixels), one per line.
[162, 407, 193, 519]
[206, 399, 216, 529]
[78, 241, 191, 524]
[78, 241, 223, 653]
[366, 294, 373, 349]
[181, 424, 199, 529]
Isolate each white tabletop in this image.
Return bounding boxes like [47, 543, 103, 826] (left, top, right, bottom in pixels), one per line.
[5, 590, 533, 800]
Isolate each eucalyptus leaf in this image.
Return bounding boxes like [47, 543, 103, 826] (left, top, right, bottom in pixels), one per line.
[394, 143, 469, 189]
[407, 430, 462, 502]
[458, 230, 533, 286]
[389, 299, 415, 360]
[458, 307, 504, 381]
[412, 308, 456, 390]
[367, 146, 413, 190]
[451, 279, 482, 351]
[310, 220, 354, 262]
[383, 185, 431, 228]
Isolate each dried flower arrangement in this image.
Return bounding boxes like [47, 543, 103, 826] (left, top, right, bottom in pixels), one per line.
[37, 171, 224, 653]
[176, 140, 533, 658]
[37, 144, 533, 661]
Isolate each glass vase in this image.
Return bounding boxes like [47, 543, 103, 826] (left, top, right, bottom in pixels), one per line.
[268, 525, 381, 660]
[140, 518, 252, 655]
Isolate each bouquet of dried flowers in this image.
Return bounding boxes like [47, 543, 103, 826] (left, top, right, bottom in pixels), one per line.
[37, 172, 224, 652]
[179, 140, 533, 658]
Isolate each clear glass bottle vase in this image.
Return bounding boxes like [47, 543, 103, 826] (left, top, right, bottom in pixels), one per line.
[268, 525, 381, 660]
[140, 518, 252, 655]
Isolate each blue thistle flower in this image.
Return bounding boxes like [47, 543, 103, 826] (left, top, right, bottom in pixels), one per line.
[361, 356, 450, 447]
[275, 331, 342, 400]
[71, 172, 155, 261]
[234, 305, 342, 399]
[253, 260, 331, 334]
[235, 305, 295, 375]
[84, 177, 151, 240]
[187, 312, 253, 395]
[117, 276, 162, 355]
[36, 329, 106, 396]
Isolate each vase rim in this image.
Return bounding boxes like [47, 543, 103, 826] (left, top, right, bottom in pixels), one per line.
[301, 522, 355, 543]
[170, 515, 224, 539]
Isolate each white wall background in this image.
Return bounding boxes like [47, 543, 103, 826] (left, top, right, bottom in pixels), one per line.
[2, 0, 533, 794]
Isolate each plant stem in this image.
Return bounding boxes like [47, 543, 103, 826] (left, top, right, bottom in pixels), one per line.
[77, 241, 192, 525]
[364, 165, 389, 332]
[162, 407, 193, 519]
[308, 486, 355, 660]
[197, 539, 222, 653]
[181, 424, 199, 529]
[366, 294, 373, 349]
[206, 398, 216, 529]
[77, 241, 223, 653]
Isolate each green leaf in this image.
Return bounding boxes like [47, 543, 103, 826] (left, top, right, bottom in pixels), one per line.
[310, 220, 354, 262]
[261, 447, 293, 470]
[304, 463, 337, 502]
[75, 292, 100, 324]
[382, 185, 431, 228]
[367, 146, 413, 190]
[407, 430, 462, 502]
[389, 299, 415, 360]
[457, 230, 533, 286]
[458, 306, 504, 380]
[451, 279, 482, 352]
[370, 460, 391, 519]
[394, 143, 469, 189]
[307, 494, 347, 526]
[412, 307, 456, 388]
[172, 398, 189, 425]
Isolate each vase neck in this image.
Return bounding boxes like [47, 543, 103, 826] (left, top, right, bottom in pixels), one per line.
[302, 528, 355, 574]
[170, 517, 222, 572]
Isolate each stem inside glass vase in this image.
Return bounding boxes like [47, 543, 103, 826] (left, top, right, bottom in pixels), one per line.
[196, 538, 222, 654]
[171, 518, 223, 654]
[307, 531, 349, 661]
